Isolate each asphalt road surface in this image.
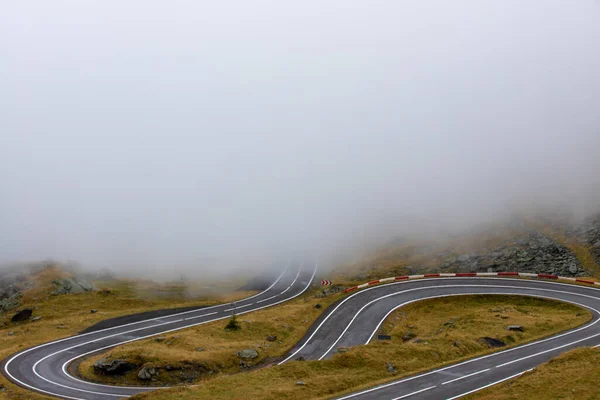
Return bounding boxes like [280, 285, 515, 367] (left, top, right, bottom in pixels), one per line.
[4, 272, 600, 400]
[2, 261, 316, 400]
[281, 277, 600, 400]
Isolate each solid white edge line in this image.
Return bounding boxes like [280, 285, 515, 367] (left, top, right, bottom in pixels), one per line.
[279, 276, 600, 365]
[2, 262, 301, 398]
[323, 283, 600, 360]
[7, 271, 596, 399]
[390, 385, 436, 400]
[445, 368, 534, 400]
[52, 262, 317, 395]
[441, 368, 490, 385]
[494, 330, 600, 368]
[323, 284, 600, 399]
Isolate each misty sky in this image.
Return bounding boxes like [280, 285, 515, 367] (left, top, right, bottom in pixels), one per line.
[1, 1, 600, 275]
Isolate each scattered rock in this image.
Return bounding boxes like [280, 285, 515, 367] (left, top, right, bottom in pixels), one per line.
[337, 347, 348, 353]
[413, 338, 429, 344]
[237, 348, 259, 360]
[137, 366, 158, 380]
[7, 331, 14, 336]
[296, 356, 305, 361]
[453, 340, 460, 347]
[0, 383, 5, 392]
[31, 316, 42, 321]
[507, 325, 524, 332]
[154, 336, 167, 342]
[315, 304, 322, 309]
[94, 359, 137, 375]
[11, 309, 32, 323]
[444, 319, 455, 326]
[402, 331, 416, 341]
[479, 337, 506, 348]
[195, 347, 206, 352]
[266, 335, 277, 342]
[386, 362, 397, 373]
[296, 381, 306, 386]
[91, 309, 98, 314]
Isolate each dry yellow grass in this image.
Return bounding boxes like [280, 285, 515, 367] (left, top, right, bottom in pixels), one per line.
[124, 294, 588, 400]
[77, 288, 340, 385]
[466, 347, 600, 400]
[0, 266, 258, 400]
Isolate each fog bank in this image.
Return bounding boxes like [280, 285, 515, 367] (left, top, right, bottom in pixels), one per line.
[1, 1, 599, 276]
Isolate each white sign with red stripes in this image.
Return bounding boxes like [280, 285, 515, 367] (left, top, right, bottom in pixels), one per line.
[321, 280, 332, 286]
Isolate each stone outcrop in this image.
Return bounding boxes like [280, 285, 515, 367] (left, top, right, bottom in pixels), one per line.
[439, 232, 584, 276]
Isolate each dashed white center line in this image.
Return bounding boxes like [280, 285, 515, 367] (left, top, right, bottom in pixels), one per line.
[183, 312, 218, 321]
[390, 385, 436, 400]
[281, 268, 301, 295]
[224, 304, 253, 312]
[441, 368, 490, 385]
[257, 295, 278, 304]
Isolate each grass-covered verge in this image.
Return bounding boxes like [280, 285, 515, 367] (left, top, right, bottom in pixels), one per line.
[0, 266, 257, 400]
[466, 347, 600, 400]
[124, 295, 589, 400]
[77, 288, 341, 385]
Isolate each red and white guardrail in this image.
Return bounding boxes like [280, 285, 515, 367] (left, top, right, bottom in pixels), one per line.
[343, 271, 600, 293]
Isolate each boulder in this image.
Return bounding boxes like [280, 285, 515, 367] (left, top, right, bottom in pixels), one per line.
[11, 309, 32, 323]
[266, 335, 277, 342]
[137, 366, 158, 380]
[507, 325, 524, 332]
[94, 359, 137, 375]
[386, 362, 397, 373]
[237, 348, 259, 360]
[52, 277, 94, 295]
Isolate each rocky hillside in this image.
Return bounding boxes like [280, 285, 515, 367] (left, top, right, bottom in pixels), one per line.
[342, 214, 600, 282]
[437, 232, 585, 276]
[0, 261, 94, 315]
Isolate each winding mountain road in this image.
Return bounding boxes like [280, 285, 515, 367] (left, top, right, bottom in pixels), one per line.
[4, 269, 600, 400]
[2, 262, 316, 400]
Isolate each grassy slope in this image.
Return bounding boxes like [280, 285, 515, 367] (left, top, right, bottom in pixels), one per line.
[0, 266, 257, 400]
[128, 295, 589, 400]
[77, 287, 340, 386]
[466, 347, 600, 400]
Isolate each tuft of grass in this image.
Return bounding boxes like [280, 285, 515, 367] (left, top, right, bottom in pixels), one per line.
[224, 314, 241, 331]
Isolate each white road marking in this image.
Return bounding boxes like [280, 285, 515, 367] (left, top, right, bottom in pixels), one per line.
[495, 330, 600, 368]
[257, 295, 278, 303]
[312, 280, 600, 399]
[224, 304, 253, 312]
[281, 268, 301, 295]
[54, 263, 317, 394]
[441, 368, 490, 385]
[324, 284, 600, 360]
[183, 311, 218, 321]
[445, 368, 534, 400]
[390, 385, 436, 400]
[9, 272, 600, 400]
